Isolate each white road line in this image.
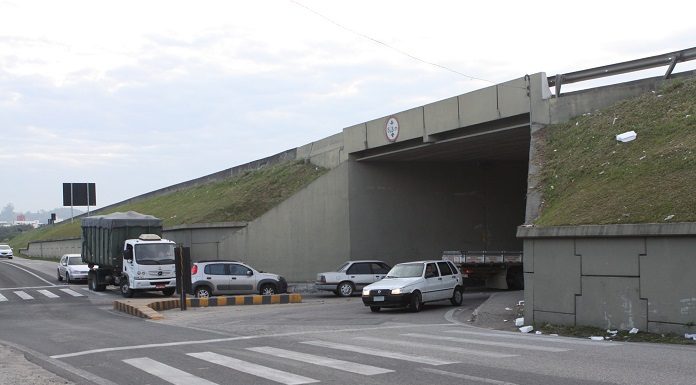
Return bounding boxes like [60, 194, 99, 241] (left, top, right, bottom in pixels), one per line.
[59, 289, 84, 297]
[37, 290, 60, 298]
[14, 291, 34, 300]
[80, 287, 107, 296]
[354, 337, 518, 358]
[444, 329, 621, 346]
[301, 340, 457, 366]
[0, 285, 60, 291]
[420, 368, 520, 385]
[123, 357, 218, 385]
[403, 333, 569, 352]
[248, 346, 393, 375]
[0, 261, 55, 286]
[0, 293, 7, 301]
[188, 352, 319, 385]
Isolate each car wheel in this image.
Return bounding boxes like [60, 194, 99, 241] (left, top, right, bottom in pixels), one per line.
[120, 280, 134, 298]
[260, 284, 277, 295]
[370, 306, 381, 313]
[195, 286, 211, 298]
[450, 286, 463, 306]
[65, 273, 70, 284]
[337, 282, 354, 297]
[57, 269, 63, 281]
[409, 291, 423, 313]
[162, 287, 176, 296]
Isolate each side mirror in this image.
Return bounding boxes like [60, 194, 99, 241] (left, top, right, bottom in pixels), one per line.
[246, 270, 253, 276]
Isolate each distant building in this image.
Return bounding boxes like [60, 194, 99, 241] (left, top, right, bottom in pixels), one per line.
[14, 220, 40, 229]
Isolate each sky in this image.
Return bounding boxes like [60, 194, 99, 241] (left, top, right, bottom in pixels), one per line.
[1, 0, 695, 214]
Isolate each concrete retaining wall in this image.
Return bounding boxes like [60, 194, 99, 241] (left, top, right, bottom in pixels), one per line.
[23, 238, 81, 259]
[518, 223, 696, 334]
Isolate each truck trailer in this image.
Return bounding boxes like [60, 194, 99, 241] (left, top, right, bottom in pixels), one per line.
[442, 250, 523, 290]
[82, 211, 177, 298]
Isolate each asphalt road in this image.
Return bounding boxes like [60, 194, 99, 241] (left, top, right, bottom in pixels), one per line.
[2, 257, 696, 385]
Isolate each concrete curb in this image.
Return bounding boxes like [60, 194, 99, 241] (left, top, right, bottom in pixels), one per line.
[113, 293, 303, 320]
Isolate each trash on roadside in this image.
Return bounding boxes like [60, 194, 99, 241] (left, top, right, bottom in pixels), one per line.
[607, 330, 618, 335]
[629, 328, 639, 334]
[616, 131, 637, 142]
[505, 307, 512, 311]
[590, 336, 604, 341]
[514, 317, 525, 327]
[503, 319, 508, 322]
[535, 331, 542, 335]
[519, 326, 533, 333]
[550, 334, 559, 337]
[664, 214, 675, 221]
[517, 300, 525, 306]
[685, 333, 696, 340]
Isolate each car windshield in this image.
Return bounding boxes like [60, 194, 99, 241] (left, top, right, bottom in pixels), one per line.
[0, 245, 10, 250]
[335, 262, 350, 272]
[385, 263, 424, 278]
[68, 256, 85, 265]
[135, 243, 175, 265]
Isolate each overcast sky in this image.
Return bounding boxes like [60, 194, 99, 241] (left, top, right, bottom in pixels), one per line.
[1, 0, 695, 215]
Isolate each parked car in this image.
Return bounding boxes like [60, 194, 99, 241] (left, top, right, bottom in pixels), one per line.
[0, 244, 13, 259]
[361, 260, 463, 313]
[315, 260, 391, 297]
[191, 260, 287, 298]
[57, 254, 95, 283]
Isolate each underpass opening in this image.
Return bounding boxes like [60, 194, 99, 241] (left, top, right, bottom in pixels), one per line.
[348, 118, 531, 289]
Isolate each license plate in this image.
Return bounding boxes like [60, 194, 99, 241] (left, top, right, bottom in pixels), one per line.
[373, 296, 384, 302]
[155, 284, 165, 289]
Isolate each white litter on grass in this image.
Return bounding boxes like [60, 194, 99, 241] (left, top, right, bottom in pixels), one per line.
[664, 215, 675, 221]
[607, 330, 618, 335]
[629, 328, 639, 334]
[515, 318, 525, 327]
[517, 301, 524, 306]
[612, 116, 618, 125]
[519, 326, 533, 333]
[590, 336, 604, 341]
[616, 131, 637, 142]
[535, 331, 542, 335]
[685, 333, 696, 340]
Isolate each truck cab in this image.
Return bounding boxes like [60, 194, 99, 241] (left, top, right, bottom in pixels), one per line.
[120, 234, 177, 297]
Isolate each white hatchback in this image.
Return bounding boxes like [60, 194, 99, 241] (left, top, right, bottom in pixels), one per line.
[361, 260, 463, 312]
[57, 254, 95, 283]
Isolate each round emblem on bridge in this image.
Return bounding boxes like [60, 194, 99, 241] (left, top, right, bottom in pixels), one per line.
[385, 116, 399, 142]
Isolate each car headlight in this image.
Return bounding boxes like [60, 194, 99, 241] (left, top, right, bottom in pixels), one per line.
[362, 288, 370, 296]
[391, 288, 402, 295]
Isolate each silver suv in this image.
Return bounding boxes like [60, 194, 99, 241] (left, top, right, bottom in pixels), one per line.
[191, 260, 287, 298]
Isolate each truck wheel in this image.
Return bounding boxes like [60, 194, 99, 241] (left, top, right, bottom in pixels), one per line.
[260, 284, 277, 295]
[162, 287, 176, 296]
[120, 280, 134, 298]
[337, 282, 354, 297]
[409, 291, 423, 313]
[450, 287, 463, 306]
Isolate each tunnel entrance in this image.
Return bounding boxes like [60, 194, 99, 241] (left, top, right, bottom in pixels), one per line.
[346, 118, 531, 288]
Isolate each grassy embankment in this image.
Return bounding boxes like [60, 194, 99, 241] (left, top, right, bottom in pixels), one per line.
[10, 161, 327, 251]
[536, 77, 696, 226]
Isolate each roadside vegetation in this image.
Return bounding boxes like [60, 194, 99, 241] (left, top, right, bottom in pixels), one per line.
[536, 77, 696, 226]
[9, 161, 327, 251]
[538, 323, 696, 345]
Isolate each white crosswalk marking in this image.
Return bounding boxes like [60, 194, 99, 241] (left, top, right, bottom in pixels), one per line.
[188, 351, 319, 385]
[248, 346, 394, 375]
[59, 288, 84, 297]
[354, 336, 518, 358]
[402, 333, 569, 352]
[444, 329, 621, 346]
[123, 357, 218, 385]
[37, 290, 59, 298]
[420, 368, 520, 385]
[301, 340, 458, 366]
[14, 291, 34, 300]
[0, 293, 7, 302]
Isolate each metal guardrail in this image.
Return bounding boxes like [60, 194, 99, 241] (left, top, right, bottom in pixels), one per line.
[549, 46, 696, 95]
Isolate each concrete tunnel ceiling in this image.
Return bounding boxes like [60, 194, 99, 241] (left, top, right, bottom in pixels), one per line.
[353, 115, 531, 162]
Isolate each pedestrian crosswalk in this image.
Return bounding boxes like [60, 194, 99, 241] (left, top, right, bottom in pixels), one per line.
[0, 286, 88, 303]
[108, 329, 620, 385]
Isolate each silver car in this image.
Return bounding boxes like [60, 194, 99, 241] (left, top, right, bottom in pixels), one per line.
[315, 260, 391, 297]
[57, 254, 94, 283]
[0, 244, 13, 259]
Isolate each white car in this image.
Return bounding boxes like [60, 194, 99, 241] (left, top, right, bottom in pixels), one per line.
[315, 260, 391, 297]
[0, 244, 13, 259]
[57, 254, 95, 283]
[361, 260, 463, 312]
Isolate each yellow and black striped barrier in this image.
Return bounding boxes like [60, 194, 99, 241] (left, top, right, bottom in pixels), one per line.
[113, 293, 302, 320]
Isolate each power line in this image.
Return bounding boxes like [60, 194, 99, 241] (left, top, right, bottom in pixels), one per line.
[289, 0, 499, 85]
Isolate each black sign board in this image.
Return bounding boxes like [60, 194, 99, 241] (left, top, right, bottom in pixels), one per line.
[63, 183, 96, 206]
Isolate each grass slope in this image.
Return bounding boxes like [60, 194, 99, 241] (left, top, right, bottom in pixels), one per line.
[536, 77, 696, 226]
[10, 161, 327, 250]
